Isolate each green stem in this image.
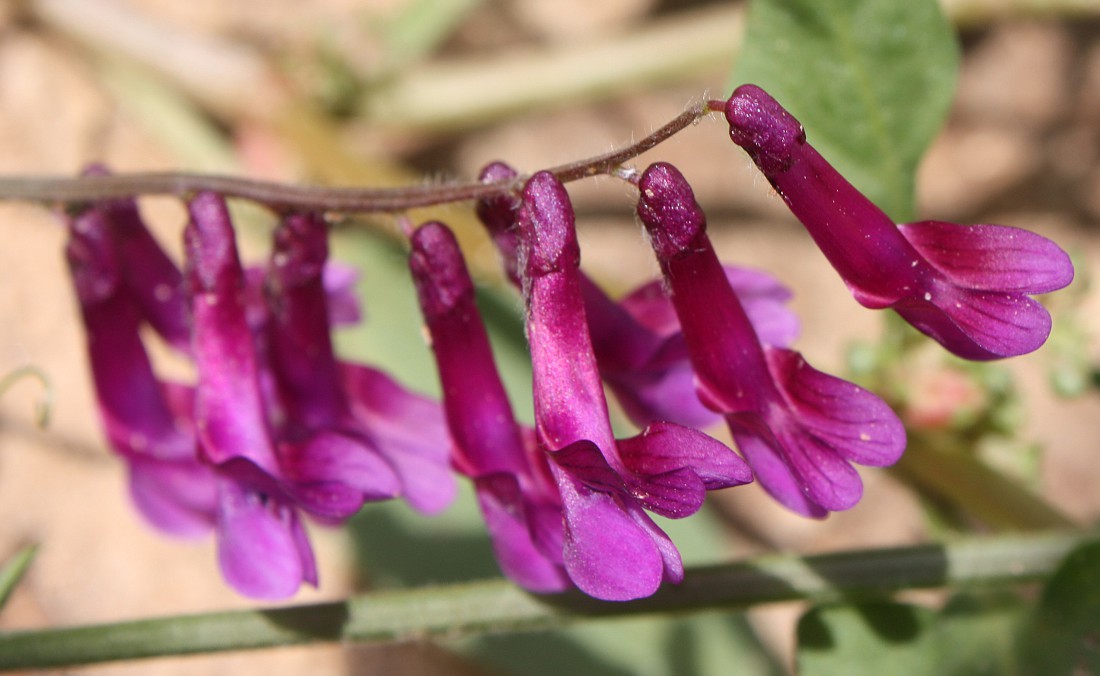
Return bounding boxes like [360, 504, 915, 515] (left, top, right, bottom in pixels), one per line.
[0, 531, 1089, 671]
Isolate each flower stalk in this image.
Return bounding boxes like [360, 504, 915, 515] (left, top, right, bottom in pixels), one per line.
[0, 531, 1089, 671]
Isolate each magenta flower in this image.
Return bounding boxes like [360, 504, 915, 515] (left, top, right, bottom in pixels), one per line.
[78, 165, 191, 353]
[185, 193, 327, 597]
[637, 162, 905, 518]
[260, 211, 454, 516]
[724, 84, 1074, 361]
[184, 194, 454, 597]
[409, 221, 569, 593]
[476, 161, 798, 429]
[64, 202, 217, 538]
[519, 171, 751, 600]
[64, 181, 455, 599]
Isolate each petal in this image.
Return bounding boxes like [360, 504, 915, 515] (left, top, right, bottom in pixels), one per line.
[618, 421, 753, 489]
[281, 431, 401, 519]
[766, 347, 905, 467]
[900, 221, 1074, 294]
[128, 456, 217, 537]
[602, 337, 720, 429]
[215, 479, 315, 599]
[341, 363, 456, 514]
[409, 222, 528, 477]
[520, 173, 618, 454]
[894, 285, 1053, 360]
[547, 439, 624, 494]
[728, 423, 828, 519]
[620, 266, 799, 348]
[474, 474, 570, 593]
[770, 421, 865, 512]
[185, 192, 281, 474]
[322, 263, 363, 326]
[621, 500, 684, 585]
[555, 474, 665, 601]
[264, 213, 348, 428]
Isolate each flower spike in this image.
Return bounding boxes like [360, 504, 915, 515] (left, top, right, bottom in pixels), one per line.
[724, 84, 1074, 361]
[637, 162, 905, 517]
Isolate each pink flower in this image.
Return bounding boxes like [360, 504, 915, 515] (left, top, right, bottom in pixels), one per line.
[637, 162, 905, 517]
[724, 84, 1074, 360]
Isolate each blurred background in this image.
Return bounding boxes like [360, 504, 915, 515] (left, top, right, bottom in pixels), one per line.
[0, 0, 1099, 673]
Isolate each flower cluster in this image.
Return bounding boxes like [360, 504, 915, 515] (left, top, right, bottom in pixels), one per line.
[64, 171, 453, 599]
[61, 84, 1073, 602]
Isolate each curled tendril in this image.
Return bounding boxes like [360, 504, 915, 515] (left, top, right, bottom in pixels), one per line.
[0, 366, 54, 428]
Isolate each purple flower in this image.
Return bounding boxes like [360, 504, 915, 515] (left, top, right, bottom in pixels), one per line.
[519, 171, 751, 600]
[183, 194, 454, 596]
[476, 162, 798, 429]
[64, 181, 455, 599]
[78, 165, 191, 353]
[724, 84, 1074, 361]
[637, 162, 906, 518]
[409, 221, 569, 593]
[65, 203, 217, 538]
[261, 211, 454, 516]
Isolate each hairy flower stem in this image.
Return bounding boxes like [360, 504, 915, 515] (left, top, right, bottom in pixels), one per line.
[0, 103, 724, 214]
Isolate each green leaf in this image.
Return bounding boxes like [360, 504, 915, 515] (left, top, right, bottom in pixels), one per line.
[798, 594, 1026, 676]
[0, 545, 36, 611]
[1017, 540, 1100, 674]
[730, 0, 959, 219]
[373, 0, 484, 72]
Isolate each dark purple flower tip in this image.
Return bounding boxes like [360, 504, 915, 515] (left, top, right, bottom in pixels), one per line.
[409, 222, 476, 320]
[66, 208, 121, 305]
[186, 194, 282, 476]
[475, 162, 523, 285]
[724, 84, 806, 175]
[271, 212, 328, 285]
[185, 191, 240, 294]
[637, 162, 708, 262]
[78, 166, 191, 352]
[518, 171, 580, 276]
[476, 161, 521, 236]
[409, 221, 532, 479]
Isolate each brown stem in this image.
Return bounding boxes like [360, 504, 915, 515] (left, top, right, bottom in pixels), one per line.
[0, 105, 715, 214]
